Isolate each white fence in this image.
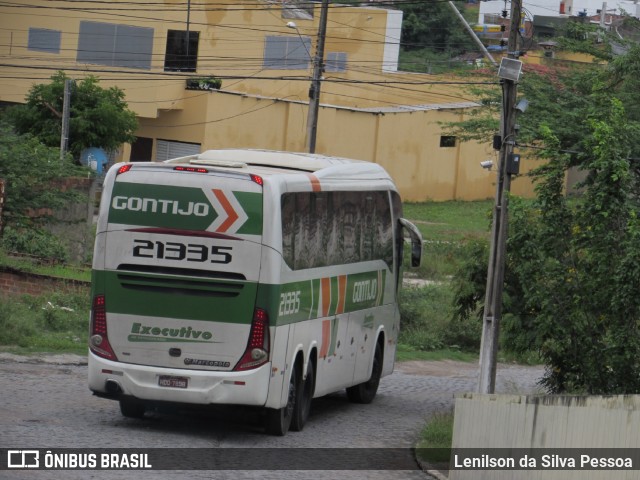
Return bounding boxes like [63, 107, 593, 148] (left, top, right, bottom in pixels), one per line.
[449, 393, 640, 480]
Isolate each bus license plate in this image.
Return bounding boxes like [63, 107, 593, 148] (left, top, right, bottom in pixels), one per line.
[158, 375, 188, 388]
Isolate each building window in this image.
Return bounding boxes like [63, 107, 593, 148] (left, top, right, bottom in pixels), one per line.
[77, 21, 153, 70]
[263, 36, 311, 70]
[164, 30, 200, 72]
[440, 136, 456, 148]
[28, 28, 61, 54]
[155, 140, 201, 161]
[325, 52, 347, 72]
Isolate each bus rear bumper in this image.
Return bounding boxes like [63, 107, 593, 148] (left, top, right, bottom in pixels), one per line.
[88, 351, 271, 407]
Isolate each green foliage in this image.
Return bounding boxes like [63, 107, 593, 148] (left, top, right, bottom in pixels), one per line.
[403, 200, 493, 242]
[453, 98, 640, 394]
[400, 283, 481, 352]
[0, 291, 89, 353]
[445, 39, 640, 165]
[399, 1, 475, 55]
[451, 237, 488, 324]
[0, 247, 92, 281]
[417, 410, 454, 448]
[0, 120, 90, 260]
[524, 98, 640, 394]
[1, 228, 69, 263]
[398, 49, 476, 75]
[0, 120, 88, 231]
[415, 410, 454, 467]
[557, 20, 613, 60]
[446, 47, 640, 392]
[8, 71, 138, 159]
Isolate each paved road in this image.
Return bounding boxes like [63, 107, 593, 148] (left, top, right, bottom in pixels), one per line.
[0, 353, 543, 480]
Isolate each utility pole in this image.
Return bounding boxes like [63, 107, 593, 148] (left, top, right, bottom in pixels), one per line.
[477, 0, 523, 394]
[306, 0, 329, 154]
[59, 78, 72, 161]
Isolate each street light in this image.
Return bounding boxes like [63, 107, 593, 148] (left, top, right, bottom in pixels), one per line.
[286, 22, 312, 65]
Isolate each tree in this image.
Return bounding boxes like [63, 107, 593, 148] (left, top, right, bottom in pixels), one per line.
[400, 1, 475, 54]
[8, 71, 138, 159]
[451, 45, 640, 394]
[508, 100, 640, 394]
[0, 120, 89, 261]
[445, 23, 640, 161]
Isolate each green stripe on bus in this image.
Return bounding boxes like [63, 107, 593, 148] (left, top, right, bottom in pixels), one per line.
[108, 183, 217, 231]
[93, 270, 389, 327]
[99, 270, 258, 324]
[233, 191, 263, 235]
[328, 317, 339, 357]
[107, 183, 263, 234]
[272, 270, 388, 326]
[330, 276, 338, 316]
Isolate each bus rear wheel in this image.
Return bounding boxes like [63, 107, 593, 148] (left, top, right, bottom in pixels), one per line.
[265, 363, 299, 435]
[346, 341, 382, 404]
[119, 399, 146, 419]
[291, 360, 314, 432]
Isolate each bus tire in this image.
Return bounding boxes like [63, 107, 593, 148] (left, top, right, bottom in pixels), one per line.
[265, 363, 299, 436]
[346, 341, 383, 404]
[119, 399, 146, 419]
[291, 360, 314, 432]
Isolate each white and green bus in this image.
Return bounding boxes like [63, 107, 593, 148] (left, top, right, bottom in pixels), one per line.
[88, 149, 422, 435]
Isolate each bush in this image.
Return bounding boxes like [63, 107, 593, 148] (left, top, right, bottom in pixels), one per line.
[0, 291, 89, 352]
[0, 300, 38, 347]
[399, 282, 481, 352]
[1, 227, 69, 263]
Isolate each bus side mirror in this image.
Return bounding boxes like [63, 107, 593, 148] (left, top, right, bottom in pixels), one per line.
[399, 218, 423, 268]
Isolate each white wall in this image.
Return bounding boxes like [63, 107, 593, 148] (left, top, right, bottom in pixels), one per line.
[450, 393, 640, 480]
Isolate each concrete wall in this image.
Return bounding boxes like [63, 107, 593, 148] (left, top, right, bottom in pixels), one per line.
[450, 392, 640, 480]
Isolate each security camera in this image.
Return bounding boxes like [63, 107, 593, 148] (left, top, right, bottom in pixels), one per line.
[480, 160, 494, 170]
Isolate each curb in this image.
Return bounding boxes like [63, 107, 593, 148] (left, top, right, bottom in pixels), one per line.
[416, 457, 449, 480]
[0, 352, 88, 365]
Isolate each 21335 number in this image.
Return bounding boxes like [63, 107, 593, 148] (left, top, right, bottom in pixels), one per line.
[132, 239, 232, 264]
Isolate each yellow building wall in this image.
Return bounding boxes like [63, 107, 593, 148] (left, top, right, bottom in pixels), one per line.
[0, 0, 539, 201]
[135, 90, 538, 202]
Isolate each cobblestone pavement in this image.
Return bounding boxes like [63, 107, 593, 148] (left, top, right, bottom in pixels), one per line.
[0, 353, 543, 480]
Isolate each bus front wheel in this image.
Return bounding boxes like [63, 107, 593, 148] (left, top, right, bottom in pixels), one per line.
[346, 341, 382, 404]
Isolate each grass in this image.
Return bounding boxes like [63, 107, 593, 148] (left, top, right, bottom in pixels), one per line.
[415, 410, 455, 468]
[0, 250, 91, 282]
[396, 344, 477, 363]
[403, 200, 493, 242]
[0, 290, 89, 355]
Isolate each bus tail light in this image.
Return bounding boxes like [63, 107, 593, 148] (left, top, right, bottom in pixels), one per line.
[234, 308, 270, 371]
[89, 295, 118, 361]
[116, 164, 133, 175]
